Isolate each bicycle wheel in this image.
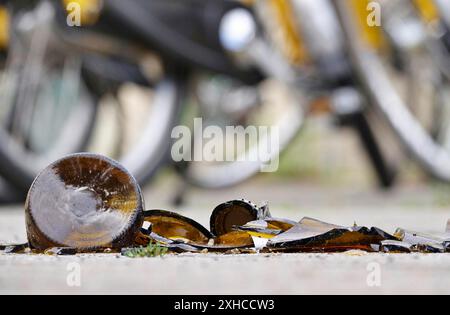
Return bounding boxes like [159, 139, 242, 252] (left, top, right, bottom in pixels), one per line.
[84, 63, 185, 187]
[335, 0, 450, 182]
[121, 78, 184, 185]
[1, 0, 185, 194]
[176, 73, 304, 189]
[175, 0, 307, 189]
[435, 0, 450, 29]
[0, 3, 97, 192]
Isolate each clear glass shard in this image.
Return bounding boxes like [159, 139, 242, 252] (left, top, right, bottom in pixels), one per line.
[236, 218, 297, 239]
[268, 217, 347, 245]
[268, 217, 396, 252]
[395, 228, 448, 253]
[395, 228, 446, 246]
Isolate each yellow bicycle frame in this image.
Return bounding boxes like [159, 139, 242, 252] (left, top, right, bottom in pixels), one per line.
[268, 0, 309, 65]
[62, 0, 103, 26]
[414, 0, 439, 23]
[241, 0, 308, 65]
[348, 0, 386, 50]
[0, 5, 10, 50]
[348, 0, 441, 49]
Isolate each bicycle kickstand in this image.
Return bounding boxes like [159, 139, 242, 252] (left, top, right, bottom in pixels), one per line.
[331, 87, 398, 189]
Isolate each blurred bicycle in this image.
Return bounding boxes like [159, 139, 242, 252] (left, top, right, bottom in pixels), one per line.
[176, 0, 398, 191]
[0, 0, 97, 198]
[2, 0, 450, 205]
[336, 0, 450, 182]
[0, 0, 186, 199]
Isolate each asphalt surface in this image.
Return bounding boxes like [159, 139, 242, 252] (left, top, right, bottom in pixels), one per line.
[1, 179, 450, 295]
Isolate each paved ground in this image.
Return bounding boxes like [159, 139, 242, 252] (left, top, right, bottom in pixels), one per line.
[1, 179, 450, 295]
[2, 252, 450, 295]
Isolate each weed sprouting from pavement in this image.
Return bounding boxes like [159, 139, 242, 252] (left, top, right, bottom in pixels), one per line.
[123, 241, 168, 258]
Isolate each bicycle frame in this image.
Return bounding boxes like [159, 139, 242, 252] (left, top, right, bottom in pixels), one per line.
[260, 0, 309, 66]
[335, 0, 450, 183]
[0, 4, 9, 50]
[61, 0, 102, 25]
[341, 0, 445, 51]
[414, 0, 440, 22]
[97, 0, 262, 84]
[434, 0, 450, 28]
[286, 0, 398, 187]
[6, 0, 309, 94]
[23, 1, 165, 87]
[347, 0, 386, 50]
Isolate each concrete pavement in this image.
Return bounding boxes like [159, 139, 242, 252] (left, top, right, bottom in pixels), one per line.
[1, 179, 450, 295]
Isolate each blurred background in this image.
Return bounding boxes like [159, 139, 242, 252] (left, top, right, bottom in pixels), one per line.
[1, 0, 450, 239]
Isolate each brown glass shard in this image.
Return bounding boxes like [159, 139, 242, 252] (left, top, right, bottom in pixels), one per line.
[2, 243, 28, 254]
[210, 200, 260, 237]
[268, 217, 396, 252]
[142, 210, 213, 245]
[380, 240, 412, 253]
[214, 231, 254, 247]
[414, 243, 445, 253]
[265, 219, 297, 232]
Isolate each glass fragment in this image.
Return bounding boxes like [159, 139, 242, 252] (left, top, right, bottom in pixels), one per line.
[210, 200, 260, 237]
[413, 243, 445, 253]
[268, 217, 396, 252]
[380, 240, 412, 253]
[143, 210, 213, 244]
[44, 247, 78, 256]
[236, 218, 296, 239]
[395, 229, 446, 250]
[3, 191, 450, 255]
[2, 243, 28, 254]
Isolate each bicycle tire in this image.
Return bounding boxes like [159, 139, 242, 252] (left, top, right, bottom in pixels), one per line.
[80, 51, 186, 188]
[0, 92, 97, 192]
[119, 75, 185, 186]
[0, 71, 183, 194]
[179, 78, 305, 189]
[0, 63, 98, 192]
